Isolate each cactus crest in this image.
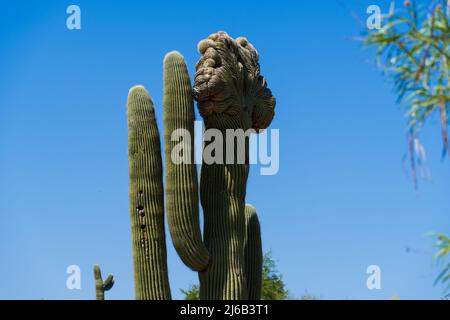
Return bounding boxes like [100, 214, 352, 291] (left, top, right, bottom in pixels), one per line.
[194, 31, 276, 131]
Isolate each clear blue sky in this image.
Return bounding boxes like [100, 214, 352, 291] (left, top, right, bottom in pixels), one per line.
[0, 0, 449, 300]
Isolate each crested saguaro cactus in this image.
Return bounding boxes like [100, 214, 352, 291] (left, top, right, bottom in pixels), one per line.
[126, 31, 275, 300]
[194, 31, 275, 299]
[93, 265, 114, 300]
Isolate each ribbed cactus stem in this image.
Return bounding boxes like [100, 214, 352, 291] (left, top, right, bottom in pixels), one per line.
[244, 204, 263, 300]
[199, 132, 250, 300]
[127, 86, 171, 300]
[93, 265, 114, 300]
[163, 51, 209, 272]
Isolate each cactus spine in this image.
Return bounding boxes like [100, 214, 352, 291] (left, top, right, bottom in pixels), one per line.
[127, 86, 171, 300]
[163, 52, 209, 272]
[93, 265, 114, 300]
[244, 204, 263, 300]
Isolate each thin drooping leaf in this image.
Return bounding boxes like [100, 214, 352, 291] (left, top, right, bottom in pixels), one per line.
[361, 0, 449, 186]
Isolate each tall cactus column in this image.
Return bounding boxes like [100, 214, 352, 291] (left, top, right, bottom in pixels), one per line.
[163, 52, 209, 272]
[127, 86, 171, 300]
[194, 31, 276, 300]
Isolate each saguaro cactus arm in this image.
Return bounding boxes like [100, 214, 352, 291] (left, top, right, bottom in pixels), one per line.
[163, 51, 209, 272]
[127, 86, 171, 300]
[244, 204, 263, 300]
[93, 265, 114, 300]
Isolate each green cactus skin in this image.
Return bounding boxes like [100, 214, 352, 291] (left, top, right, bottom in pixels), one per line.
[244, 204, 263, 300]
[163, 51, 209, 272]
[194, 31, 275, 300]
[198, 132, 250, 300]
[127, 86, 171, 300]
[93, 265, 114, 300]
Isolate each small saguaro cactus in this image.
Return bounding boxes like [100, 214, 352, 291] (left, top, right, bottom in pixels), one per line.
[126, 31, 275, 300]
[93, 265, 114, 300]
